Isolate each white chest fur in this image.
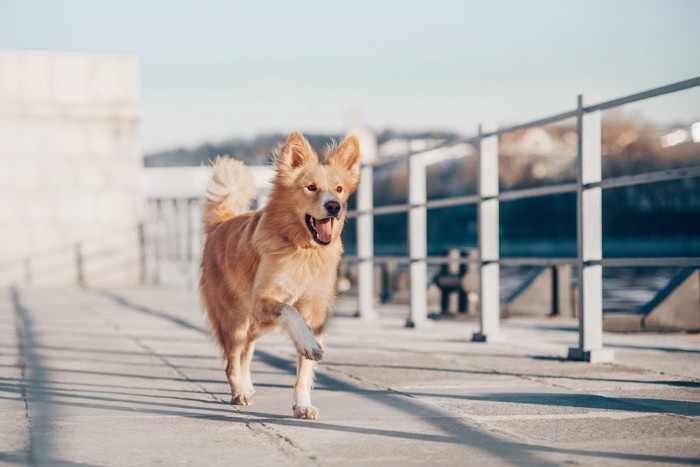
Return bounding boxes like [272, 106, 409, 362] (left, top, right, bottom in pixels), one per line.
[274, 275, 304, 305]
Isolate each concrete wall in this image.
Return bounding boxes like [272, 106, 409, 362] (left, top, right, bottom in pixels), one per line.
[0, 48, 143, 286]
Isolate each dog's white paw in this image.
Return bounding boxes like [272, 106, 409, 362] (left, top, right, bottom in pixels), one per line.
[293, 404, 319, 420]
[280, 306, 324, 361]
[298, 340, 323, 361]
[231, 393, 254, 406]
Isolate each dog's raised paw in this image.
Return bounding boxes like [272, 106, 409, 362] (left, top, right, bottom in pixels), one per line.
[231, 394, 253, 406]
[293, 404, 319, 420]
[300, 343, 323, 361]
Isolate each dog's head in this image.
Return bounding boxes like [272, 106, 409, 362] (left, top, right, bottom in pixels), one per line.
[271, 131, 361, 247]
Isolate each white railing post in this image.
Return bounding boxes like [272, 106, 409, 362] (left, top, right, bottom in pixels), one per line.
[473, 124, 504, 342]
[348, 122, 378, 320]
[568, 94, 614, 362]
[357, 163, 376, 320]
[407, 154, 429, 328]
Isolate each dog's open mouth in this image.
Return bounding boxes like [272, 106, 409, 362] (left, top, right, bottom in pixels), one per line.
[305, 215, 335, 245]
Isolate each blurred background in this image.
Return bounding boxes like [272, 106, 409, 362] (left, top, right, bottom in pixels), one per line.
[0, 0, 698, 320]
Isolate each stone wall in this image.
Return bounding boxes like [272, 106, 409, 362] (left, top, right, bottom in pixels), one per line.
[0, 48, 143, 286]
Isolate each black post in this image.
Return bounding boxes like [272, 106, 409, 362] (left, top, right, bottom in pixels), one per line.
[551, 265, 560, 317]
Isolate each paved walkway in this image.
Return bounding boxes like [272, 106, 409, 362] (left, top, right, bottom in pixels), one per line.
[1, 287, 699, 466]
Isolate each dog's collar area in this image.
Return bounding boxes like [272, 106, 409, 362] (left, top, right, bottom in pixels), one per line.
[305, 214, 334, 246]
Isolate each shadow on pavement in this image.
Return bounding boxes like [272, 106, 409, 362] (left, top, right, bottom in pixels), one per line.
[9, 287, 693, 466]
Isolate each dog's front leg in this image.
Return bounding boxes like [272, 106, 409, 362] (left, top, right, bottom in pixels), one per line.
[293, 333, 321, 420]
[255, 296, 323, 361]
[278, 304, 324, 361]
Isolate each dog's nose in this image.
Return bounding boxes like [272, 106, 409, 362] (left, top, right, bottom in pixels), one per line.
[324, 200, 341, 217]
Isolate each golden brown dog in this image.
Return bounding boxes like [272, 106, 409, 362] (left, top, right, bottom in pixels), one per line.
[199, 131, 360, 419]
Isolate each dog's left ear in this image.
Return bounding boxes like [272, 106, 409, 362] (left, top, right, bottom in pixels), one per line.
[278, 131, 316, 170]
[328, 135, 361, 185]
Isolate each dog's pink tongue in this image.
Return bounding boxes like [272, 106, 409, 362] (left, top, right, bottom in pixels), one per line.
[316, 218, 333, 243]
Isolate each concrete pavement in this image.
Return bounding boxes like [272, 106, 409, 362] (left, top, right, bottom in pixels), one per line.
[1, 286, 699, 466]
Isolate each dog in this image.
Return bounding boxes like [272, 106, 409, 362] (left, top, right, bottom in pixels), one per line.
[199, 131, 360, 420]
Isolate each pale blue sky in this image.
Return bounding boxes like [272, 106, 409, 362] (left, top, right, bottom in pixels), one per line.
[1, 0, 698, 152]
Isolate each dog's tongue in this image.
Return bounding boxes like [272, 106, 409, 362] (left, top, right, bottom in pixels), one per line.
[316, 218, 333, 243]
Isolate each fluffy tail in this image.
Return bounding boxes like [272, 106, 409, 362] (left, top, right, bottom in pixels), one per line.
[204, 156, 256, 233]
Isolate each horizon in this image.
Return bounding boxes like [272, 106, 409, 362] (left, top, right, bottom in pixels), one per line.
[1, 0, 699, 153]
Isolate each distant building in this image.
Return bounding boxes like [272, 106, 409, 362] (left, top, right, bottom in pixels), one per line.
[0, 48, 143, 286]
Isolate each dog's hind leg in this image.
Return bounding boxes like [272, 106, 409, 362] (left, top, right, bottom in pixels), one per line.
[292, 332, 323, 420]
[240, 336, 257, 397]
[226, 320, 254, 405]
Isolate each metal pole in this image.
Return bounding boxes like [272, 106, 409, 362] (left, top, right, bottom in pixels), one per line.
[186, 198, 194, 261]
[568, 94, 613, 363]
[407, 154, 429, 328]
[154, 198, 162, 286]
[172, 198, 180, 260]
[357, 164, 376, 320]
[76, 242, 85, 288]
[473, 123, 504, 342]
[138, 222, 146, 285]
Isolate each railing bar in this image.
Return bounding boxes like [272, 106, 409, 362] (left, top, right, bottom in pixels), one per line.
[425, 195, 480, 209]
[499, 183, 578, 201]
[585, 77, 700, 112]
[0, 224, 138, 269]
[602, 165, 700, 190]
[426, 256, 479, 264]
[373, 204, 411, 215]
[344, 255, 472, 263]
[362, 136, 478, 169]
[374, 256, 411, 263]
[482, 110, 578, 137]
[349, 165, 700, 220]
[353, 79, 700, 170]
[351, 183, 579, 217]
[602, 257, 700, 267]
[346, 205, 410, 218]
[343, 256, 700, 267]
[500, 257, 578, 266]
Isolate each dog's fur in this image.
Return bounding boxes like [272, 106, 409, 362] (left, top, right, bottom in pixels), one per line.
[199, 131, 360, 420]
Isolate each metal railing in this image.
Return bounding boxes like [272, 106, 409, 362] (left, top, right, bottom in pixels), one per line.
[0, 224, 144, 287]
[0, 197, 205, 289]
[141, 196, 206, 288]
[346, 76, 700, 362]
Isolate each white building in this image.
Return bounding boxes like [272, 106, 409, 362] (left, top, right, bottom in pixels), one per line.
[0, 48, 143, 286]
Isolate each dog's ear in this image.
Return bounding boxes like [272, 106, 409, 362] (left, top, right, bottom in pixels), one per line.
[278, 131, 315, 170]
[328, 135, 361, 183]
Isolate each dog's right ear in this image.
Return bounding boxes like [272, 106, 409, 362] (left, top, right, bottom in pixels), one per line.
[277, 132, 315, 170]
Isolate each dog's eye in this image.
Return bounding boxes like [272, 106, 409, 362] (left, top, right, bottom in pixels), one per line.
[307, 184, 317, 192]
[336, 186, 343, 193]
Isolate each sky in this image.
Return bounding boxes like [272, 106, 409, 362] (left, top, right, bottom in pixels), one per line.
[1, 0, 699, 152]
